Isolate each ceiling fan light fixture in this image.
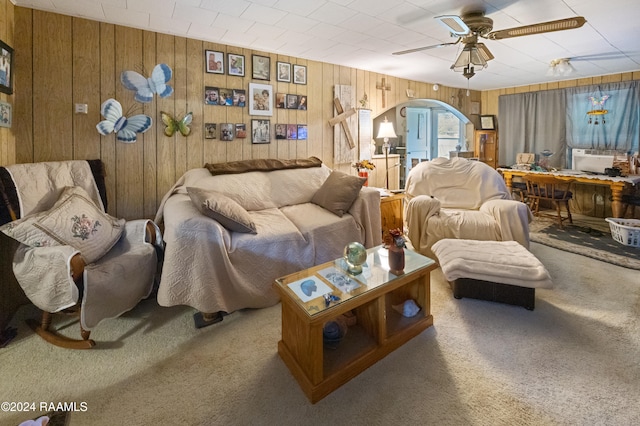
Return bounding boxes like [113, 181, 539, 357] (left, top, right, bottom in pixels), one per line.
[435, 15, 469, 35]
[451, 44, 489, 76]
[547, 58, 575, 77]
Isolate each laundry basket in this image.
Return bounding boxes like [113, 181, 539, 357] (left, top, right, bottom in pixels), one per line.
[605, 218, 640, 248]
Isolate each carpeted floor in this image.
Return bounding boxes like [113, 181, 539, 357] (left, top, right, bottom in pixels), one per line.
[529, 215, 640, 270]
[1, 243, 639, 426]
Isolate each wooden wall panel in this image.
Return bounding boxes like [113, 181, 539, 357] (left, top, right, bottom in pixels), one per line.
[114, 26, 144, 219]
[32, 11, 73, 162]
[72, 18, 101, 160]
[142, 30, 158, 219]
[12, 5, 28, 165]
[99, 23, 117, 215]
[0, 0, 15, 166]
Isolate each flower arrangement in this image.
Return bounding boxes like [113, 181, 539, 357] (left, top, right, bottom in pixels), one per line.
[352, 159, 376, 171]
[387, 228, 406, 248]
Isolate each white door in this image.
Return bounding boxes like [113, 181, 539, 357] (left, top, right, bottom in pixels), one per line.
[405, 107, 429, 178]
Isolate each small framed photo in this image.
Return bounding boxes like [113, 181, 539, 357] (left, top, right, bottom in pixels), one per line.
[249, 83, 273, 116]
[297, 124, 308, 140]
[480, 115, 496, 130]
[251, 119, 271, 144]
[276, 62, 291, 82]
[275, 93, 286, 109]
[233, 89, 246, 107]
[219, 88, 233, 106]
[0, 101, 12, 128]
[228, 53, 245, 77]
[204, 123, 217, 139]
[252, 54, 270, 81]
[204, 86, 220, 105]
[205, 50, 224, 74]
[275, 123, 287, 139]
[297, 95, 307, 110]
[287, 124, 297, 140]
[0, 39, 14, 94]
[293, 64, 306, 85]
[286, 94, 299, 109]
[235, 123, 247, 138]
[220, 123, 235, 141]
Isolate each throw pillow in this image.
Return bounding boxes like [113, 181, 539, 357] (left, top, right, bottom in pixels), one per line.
[187, 187, 257, 234]
[0, 186, 125, 264]
[311, 170, 366, 217]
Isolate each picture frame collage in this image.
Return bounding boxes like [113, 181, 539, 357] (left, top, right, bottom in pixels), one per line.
[203, 50, 308, 145]
[275, 123, 307, 141]
[276, 93, 307, 110]
[204, 123, 247, 141]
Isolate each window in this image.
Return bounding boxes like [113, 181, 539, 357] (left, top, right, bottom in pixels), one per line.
[433, 110, 464, 158]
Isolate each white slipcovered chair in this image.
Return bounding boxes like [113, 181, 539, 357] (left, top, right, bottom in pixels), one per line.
[0, 160, 162, 349]
[405, 157, 532, 258]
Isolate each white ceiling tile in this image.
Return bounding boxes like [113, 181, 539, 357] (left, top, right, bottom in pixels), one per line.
[103, 5, 149, 28]
[199, 0, 251, 17]
[173, 5, 218, 27]
[308, 2, 358, 25]
[49, 0, 105, 20]
[240, 3, 287, 25]
[212, 14, 254, 33]
[128, 0, 174, 18]
[245, 22, 287, 40]
[187, 23, 227, 42]
[148, 15, 192, 35]
[273, 0, 325, 16]
[276, 14, 319, 33]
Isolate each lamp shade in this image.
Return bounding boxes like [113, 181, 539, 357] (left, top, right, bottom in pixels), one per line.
[377, 118, 397, 140]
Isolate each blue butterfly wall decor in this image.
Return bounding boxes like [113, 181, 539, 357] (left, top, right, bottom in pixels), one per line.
[96, 98, 152, 143]
[121, 63, 173, 103]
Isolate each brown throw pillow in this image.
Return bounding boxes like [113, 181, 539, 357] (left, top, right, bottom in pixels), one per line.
[187, 187, 257, 234]
[311, 171, 366, 217]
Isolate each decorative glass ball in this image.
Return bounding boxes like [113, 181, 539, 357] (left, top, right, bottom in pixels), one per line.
[343, 242, 367, 275]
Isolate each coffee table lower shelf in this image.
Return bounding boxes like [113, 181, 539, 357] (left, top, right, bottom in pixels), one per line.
[278, 313, 433, 403]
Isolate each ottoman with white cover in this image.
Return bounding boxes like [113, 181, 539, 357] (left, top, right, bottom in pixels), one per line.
[431, 239, 553, 310]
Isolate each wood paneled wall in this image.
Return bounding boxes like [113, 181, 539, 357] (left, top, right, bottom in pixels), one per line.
[10, 8, 480, 220]
[0, 0, 14, 166]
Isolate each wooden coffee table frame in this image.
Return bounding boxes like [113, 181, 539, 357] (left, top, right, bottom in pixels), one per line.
[275, 248, 436, 403]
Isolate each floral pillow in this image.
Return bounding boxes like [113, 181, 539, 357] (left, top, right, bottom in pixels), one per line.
[0, 186, 125, 264]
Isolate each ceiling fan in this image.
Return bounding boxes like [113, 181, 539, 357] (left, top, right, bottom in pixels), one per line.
[393, 10, 587, 76]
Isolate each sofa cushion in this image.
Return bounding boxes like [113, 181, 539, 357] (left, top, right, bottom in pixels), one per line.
[311, 171, 366, 217]
[187, 187, 257, 234]
[0, 186, 125, 264]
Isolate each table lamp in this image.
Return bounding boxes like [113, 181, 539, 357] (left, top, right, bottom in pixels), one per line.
[377, 117, 397, 189]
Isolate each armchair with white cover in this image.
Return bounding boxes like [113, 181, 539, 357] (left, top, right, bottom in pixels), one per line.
[405, 157, 532, 258]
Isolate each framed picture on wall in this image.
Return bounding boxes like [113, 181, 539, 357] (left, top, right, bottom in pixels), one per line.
[248, 83, 273, 116]
[0, 101, 12, 128]
[480, 115, 496, 130]
[0, 39, 14, 95]
[252, 55, 270, 81]
[205, 50, 224, 74]
[251, 119, 270, 144]
[276, 62, 291, 82]
[228, 53, 245, 77]
[293, 64, 306, 85]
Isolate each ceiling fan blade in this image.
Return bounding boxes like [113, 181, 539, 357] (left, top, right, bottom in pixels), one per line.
[486, 16, 586, 40]
[435, 15, 470, 36]
[393, 40, 460, 56]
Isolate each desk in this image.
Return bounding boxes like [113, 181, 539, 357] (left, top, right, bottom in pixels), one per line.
[498, 168, 640, 218]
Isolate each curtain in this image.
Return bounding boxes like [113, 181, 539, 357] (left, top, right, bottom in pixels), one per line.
[498, 81, 639, 168]
[498, 90, 566, 168]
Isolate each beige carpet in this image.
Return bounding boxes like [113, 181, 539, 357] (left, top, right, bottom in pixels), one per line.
[2, 243, 639, 426]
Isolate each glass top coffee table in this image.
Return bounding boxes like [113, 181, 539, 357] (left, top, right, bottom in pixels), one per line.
[274, 245, 436, 403]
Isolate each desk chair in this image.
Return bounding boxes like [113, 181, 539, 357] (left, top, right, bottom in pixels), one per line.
[524, 174, 574, 228]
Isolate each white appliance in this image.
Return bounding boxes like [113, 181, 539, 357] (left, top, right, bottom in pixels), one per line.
[571, 148, 615, 173]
